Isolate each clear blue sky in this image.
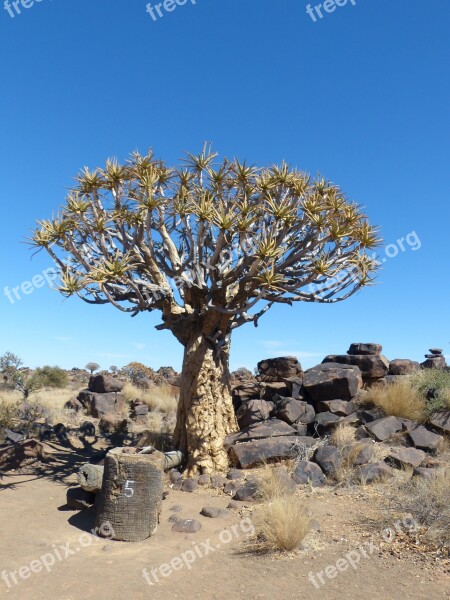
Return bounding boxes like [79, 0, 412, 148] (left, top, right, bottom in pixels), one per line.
[0, 0, 449, 372]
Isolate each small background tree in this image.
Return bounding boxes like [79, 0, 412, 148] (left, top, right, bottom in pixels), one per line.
[85, 362, 100, 375]
[32, 147, 380, 473]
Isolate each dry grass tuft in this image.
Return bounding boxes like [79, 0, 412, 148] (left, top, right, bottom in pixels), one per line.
[330, 423, 356, 451]
[253, 496, 312, 552]
[394, 468, 450, 548]
[365, 381, 426, 422]
[123, 382, 178, 413]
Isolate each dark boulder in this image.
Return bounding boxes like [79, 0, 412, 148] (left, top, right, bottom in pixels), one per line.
[88, 375, 124, 394]
[257, 356, 303, 383]
[236, 399, 274, 429]
[348, 343, 382, 356]
[388, 359, 421, 376]
[303, 363, 362, 402]
[323, 354, 389, 381]
[409, 425, 443, 452]
[292, 461, 326, 486]
[313, 445, 342, 478]
[229, 436, 315, 469]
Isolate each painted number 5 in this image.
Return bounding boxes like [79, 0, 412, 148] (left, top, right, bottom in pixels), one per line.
[124, 480, 135, 497]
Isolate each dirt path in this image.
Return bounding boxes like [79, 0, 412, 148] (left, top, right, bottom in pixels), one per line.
[0, 466, 449, 600]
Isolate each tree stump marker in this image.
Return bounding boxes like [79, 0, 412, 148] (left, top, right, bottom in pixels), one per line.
[95, 447, 164, 542]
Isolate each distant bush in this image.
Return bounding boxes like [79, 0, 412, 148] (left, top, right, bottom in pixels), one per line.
[410, 370, 450, 414]
[121, 362, 154, 385]
[0, 397, 20, 430]
[31, 366, 68, 389]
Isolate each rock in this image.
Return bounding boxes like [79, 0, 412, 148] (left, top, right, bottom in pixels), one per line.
[355, 425, 371, 440]
[232, 383, 261, 405]
[358, 409, 384, 424]
[356, 462, 394, 484]
[421, 356, 446, 370]
[270, 466, 297, 495]
[4, 428, 24, 444]
[365, 416, 404, 442]
[66, 487, 96, 510]
[170, 504, 183, 512]
[292, 461, 326, 486]
[229, 436, 314, 469]
[409, 426, 443, 452]
[388, 359, 421, 376]
[236, 399, 273, 429]
[64, 398, 83, 412]
[413, 467, 440, 479]
[340, 413, 361, 426]
[198, 474, 211, 486]
[313, 445, 342, 478]
[292, 423, 308, 435]
[262, 382, 290, 401]
[230, 368, 256, 385]
[323, 354, 389, 381]
[223, 481, 240, 495]
[88, 375, 124, 394]
[172, 519, 201, 533]
[257, 356, 303, 383]
[210, 475, 227, 489]
[227, 469, 244, 480]
[344, 442, 375, 466]
[386, 448, 426, 469]
[92, 393, 126, 418]
[0, 439, 45, 471]
[429, 348, 443, 355]
[316, 400, 357, 416]
[171, 481, 182, 490]
[181, 478, 199, 493]
[227, 500, 250, 510]
[169, 470, 182, 483]
[303, 363, 362, 402]
[348, 343, 382, 356]
[313, 412, 342, 434]
[283, 377, 305, 400]
[274, 398, 316, 425]
[224, 419, 297, 448]
[201, 507, 230, 519]
[429, 411, 450, 434]
[233, 480, 259, 502]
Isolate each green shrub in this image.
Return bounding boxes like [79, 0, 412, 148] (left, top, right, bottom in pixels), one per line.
[410, 370, 450, 414]
[31, 366, 68, 389]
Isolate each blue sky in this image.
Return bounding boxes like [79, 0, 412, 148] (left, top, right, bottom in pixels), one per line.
[0, 0, 449, 372]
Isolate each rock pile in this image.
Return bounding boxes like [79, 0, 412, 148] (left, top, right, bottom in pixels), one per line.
[73, 375, 126, 418]
[421, 348, 447, 370]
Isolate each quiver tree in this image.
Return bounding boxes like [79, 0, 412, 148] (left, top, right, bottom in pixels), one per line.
[32, 147, 381, 474]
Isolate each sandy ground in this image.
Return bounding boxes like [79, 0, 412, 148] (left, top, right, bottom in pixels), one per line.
[0, 445, 449, 600]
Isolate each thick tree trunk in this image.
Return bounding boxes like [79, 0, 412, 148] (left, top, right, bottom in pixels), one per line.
[173, 322, 238, 476]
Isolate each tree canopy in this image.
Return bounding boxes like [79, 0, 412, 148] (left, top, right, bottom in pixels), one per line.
[32, 147, 381, 346]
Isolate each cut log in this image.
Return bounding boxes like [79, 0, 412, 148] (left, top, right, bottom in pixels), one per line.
[95, 447, 165, 542]
[77, 463, 104, 494]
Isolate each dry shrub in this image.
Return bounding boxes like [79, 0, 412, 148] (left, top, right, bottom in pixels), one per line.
[365, 381, 426, 422]
[253, 496, 312, 552]
[396, 468, 450, 548]
[247, 466, 312, 553]
[330, 423, 356, 451]
[122, 382, 178, 413]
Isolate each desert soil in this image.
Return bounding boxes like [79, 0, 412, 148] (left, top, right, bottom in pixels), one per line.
[0, 442, 449, 600]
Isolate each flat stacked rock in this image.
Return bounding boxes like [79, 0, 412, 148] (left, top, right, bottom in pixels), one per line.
[323, 343, 389, 383]
[421, 348, 446, 370]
